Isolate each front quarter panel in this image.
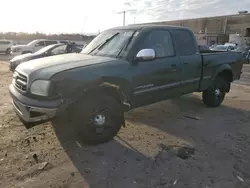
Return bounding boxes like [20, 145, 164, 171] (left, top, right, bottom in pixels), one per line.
[50, 59, 133, 103]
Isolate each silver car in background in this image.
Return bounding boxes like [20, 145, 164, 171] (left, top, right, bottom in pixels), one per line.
[210, 44, 235, 51]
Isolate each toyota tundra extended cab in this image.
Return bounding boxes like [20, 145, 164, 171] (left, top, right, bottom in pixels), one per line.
[9, 25, 244, 144]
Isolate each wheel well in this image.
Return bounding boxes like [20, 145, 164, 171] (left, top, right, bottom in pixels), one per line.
[102, 87, 122, 102]
[218, 70, 233, 82]
[84, 87, 123, 103]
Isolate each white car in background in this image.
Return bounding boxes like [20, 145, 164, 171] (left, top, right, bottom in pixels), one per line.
[11, 39, 69, 56]
[0, 39, 16, 55]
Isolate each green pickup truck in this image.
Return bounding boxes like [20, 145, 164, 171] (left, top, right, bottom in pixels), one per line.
[9, 25, 244, 144]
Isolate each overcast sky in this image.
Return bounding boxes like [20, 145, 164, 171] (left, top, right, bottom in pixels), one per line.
[1, 0, 250, 34]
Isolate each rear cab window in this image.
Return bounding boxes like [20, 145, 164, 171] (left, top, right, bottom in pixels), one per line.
[172, 29, 197, 56]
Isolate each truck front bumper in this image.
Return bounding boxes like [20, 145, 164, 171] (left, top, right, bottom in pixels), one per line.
[9, 84, 62, 128]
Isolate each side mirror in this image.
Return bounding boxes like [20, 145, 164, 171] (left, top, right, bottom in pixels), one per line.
[135, 49, 156, 61]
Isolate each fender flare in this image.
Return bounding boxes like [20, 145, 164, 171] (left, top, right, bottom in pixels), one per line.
[212, 64, 232, 81]
[100, 82, 126, 101]
[83, 81, 130, 127]
[83, 79, 132, 111]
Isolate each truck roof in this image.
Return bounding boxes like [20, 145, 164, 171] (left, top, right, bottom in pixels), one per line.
[109, 24, 187, 31]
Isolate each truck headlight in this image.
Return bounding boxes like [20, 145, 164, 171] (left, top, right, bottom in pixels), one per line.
[30, 80, 51, 96]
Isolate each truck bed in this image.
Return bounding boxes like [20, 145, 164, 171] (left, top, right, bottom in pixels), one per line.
[199, 51, 244, 91]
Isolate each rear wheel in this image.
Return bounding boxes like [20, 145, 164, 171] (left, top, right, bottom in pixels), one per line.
[70, 94, 124, 145]
[202, 76, 229, 107]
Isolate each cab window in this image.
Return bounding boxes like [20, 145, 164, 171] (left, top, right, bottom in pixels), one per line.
[139, 30, 175, 58]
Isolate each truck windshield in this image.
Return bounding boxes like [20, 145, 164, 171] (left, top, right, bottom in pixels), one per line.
[81, 29, 137, 57]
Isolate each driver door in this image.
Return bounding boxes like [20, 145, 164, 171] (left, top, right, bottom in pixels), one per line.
[131, 29, 182, 107]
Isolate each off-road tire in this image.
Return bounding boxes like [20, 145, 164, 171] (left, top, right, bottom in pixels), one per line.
[202, 76, 229, 107]
[70, 94, 124, 145]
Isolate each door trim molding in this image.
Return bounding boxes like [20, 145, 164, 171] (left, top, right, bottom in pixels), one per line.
[133, 82, 180, 95]
[133, 76, 211, 95]
[181, 76, 211, 85]
[181, 78, 200, 84]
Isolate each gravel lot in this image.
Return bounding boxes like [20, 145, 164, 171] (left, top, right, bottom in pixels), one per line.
[0, 56, 250, 188]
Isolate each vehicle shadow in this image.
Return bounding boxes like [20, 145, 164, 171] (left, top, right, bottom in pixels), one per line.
[125, 93, 250, 186]
[51, 93, 250, 188]
[51, 118, 155, 188]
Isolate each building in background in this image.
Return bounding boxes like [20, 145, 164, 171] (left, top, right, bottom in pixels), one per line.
[132, 11, 250, 46]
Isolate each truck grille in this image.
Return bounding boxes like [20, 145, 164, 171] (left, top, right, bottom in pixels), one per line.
[13, 71, 28, 92]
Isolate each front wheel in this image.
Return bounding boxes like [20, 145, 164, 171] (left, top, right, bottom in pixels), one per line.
[71, 94, 124, 145]
[202, 77, 229, 107]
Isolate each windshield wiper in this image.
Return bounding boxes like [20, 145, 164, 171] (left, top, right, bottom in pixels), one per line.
[88, 32, 119, 55]
[116, 31, 136, 58]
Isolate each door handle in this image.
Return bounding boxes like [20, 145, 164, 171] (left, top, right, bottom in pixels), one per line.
[171, 64, 177, 72]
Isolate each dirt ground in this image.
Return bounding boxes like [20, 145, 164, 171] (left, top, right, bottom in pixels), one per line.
[0, 59, 250, 188]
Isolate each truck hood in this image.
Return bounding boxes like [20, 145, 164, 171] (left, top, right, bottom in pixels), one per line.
[16, 53, 117, 80]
